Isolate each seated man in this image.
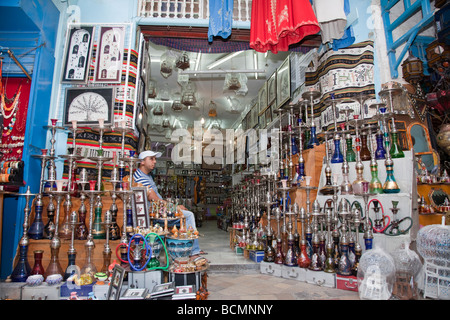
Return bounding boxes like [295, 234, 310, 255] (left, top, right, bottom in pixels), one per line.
[133, 150, 205, 257]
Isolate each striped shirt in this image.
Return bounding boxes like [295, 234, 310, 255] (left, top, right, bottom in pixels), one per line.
[133, 168, 163, 200]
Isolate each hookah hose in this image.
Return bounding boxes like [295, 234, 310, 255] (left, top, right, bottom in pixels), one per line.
[367, 199, 390, 233]
[384, 216, 413, 236]
[144, 232, 169, 271]
[127, 233, 152, 271]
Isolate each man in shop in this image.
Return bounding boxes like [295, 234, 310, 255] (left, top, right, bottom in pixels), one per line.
[134, 150, 206, 257]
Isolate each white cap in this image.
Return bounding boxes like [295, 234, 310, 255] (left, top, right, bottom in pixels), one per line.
[138, 150, 162, 159]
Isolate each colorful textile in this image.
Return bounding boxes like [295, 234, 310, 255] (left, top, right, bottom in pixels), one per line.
[208, 0, 234, 42]
[305, 40, 375, 129]
[250, 0, 320, 53]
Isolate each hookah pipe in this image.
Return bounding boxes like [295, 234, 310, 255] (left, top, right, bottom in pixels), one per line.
[384, 201, 413, 236]
[339, 127, 353, 195]
[115, 233, 152, 271]
[326, 94, 344, 164]
[367, 199, 390, 233]
[144, 233, 169, 271]
[302, 89, 321, 148]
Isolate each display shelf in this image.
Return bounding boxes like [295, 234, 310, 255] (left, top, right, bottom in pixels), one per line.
[316, 150, 420, 253]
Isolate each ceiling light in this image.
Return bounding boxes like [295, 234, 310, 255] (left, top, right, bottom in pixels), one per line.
[207, 51, 242, 70]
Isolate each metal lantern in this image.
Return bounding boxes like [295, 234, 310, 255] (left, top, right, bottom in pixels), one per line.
[148, 79, 157, 98]
[175, 51, 190, 70]
[401, 52, 424, 83]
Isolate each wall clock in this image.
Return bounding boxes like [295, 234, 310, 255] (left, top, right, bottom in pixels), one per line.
[63, 87, 115, 126]
[61, 25, 94, 83]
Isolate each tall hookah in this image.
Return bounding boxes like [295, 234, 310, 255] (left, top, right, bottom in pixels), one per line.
[309, 200, 323, 271]
[11, 187, 37, 282]
[302, 89, 321, 149]
[59, 120, 83, 240]
[295, 101, 307, 185]
[263, 174, 276, 262]
[351, 207, 363, 276]
[339, 127, 353, 195]
[369, 102, 387, 160]
[297, 207, 311, 268]
[324, 205, 336, 273]
[377, 107, 401, 193]
[319, 133, 334, 195]
[378, 87, 404, 158]
[350, 114, 369, 194]
[44, 180, 68, 279]
[337, 199, 352, 276]
[368, 126, 383, 194]
[325, 94, 344, 164]
[339, 104, 356, 162]
[88, 119, 113, 239]
[64, 210, 81, 280]
[29, 148, 56, 240]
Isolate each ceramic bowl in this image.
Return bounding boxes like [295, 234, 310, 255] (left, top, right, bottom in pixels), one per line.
[46, 274, 63, 286]
[26, 274, 44, 286]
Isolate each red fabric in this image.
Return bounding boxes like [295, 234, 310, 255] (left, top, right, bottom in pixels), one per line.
[250, 0, 320, 54]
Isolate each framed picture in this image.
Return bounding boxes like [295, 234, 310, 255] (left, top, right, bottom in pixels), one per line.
[120, 288, 149, 300]
[94, 25, 125, 83]
[258, 82, 268, 114]
[107, 265, 126, 300]
[63, 87, 115, 126]
[251, 102, 259, 128]
[276, 56, 291, 109]
[131, 187, 149, 228]
[265, 105, 272, 127]
[259, 112, 266, 129]
[267, 71, 277, 106]
[61, 25, 94, 84]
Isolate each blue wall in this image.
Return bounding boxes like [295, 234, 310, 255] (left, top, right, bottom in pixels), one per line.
[0, 0, 60, 279]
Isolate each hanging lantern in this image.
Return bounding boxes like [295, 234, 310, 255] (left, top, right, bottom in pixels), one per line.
[175, 52, 190, 70]
[224, 73, 241, 91]
[426, 41, 450, 71]
[160, 51, 176, 78]
[152, 102, 164, 116]
[401, 52, 424, 84]
[208, 100, 217, 117]
[181, 81, 197, 106]
[171, 92, 183, 112]
[162, 118, 171, 128]
[148, 79, 157, 98]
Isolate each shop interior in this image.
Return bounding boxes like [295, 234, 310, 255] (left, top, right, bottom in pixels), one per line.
[0, 0, 449, 301]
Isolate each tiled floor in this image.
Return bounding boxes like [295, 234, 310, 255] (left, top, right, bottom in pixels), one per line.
[197, 220, 360, 300]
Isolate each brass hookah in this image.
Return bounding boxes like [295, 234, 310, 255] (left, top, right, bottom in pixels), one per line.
[64, 210, 81, 280]
[302, 89, 321, 149]
[323, 204, 336, 273]
[263, 175, 276, 262]
[378, 87, 404, 158]
[30, 148, 55, 240]
[339, 104, 356, 162]
[309, 200, 323, 271]
[368, 126, 383, 194]
[319, 132, 335, 195]
[351, 207, 362, 276]
[100, 210, 113, 276]
[284, 204, 298, 267]
[10, 187, 37, 282]
[297, 207, 311, 268]
[337, 199, 353, 276]
[339, 131, 353, 195]
[44, 180, 67, 279]
[350, 114, 369, 194]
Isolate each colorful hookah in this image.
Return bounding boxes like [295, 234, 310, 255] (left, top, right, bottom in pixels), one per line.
[263, 179, 276, 263]
[11, 187, 37, 282]
[378, 87, 404, 158]
[369, 199, 390, 233]
[340, 129, 353, 195]
[296, 103, 306, 185]
[383, 201, 413, 236]
[368, 127, 383, 194]
[302, 89, 321, 149]
[350, 114, 369, 195]
[297, 207, 311, 268]
[319, 133, 335, 195]
[326, 95, 344, 163]
[339, 104, 356, 162]
[369, 102, 387, 160]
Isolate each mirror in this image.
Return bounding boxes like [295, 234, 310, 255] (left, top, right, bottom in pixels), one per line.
[428, 188, 450, 207]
